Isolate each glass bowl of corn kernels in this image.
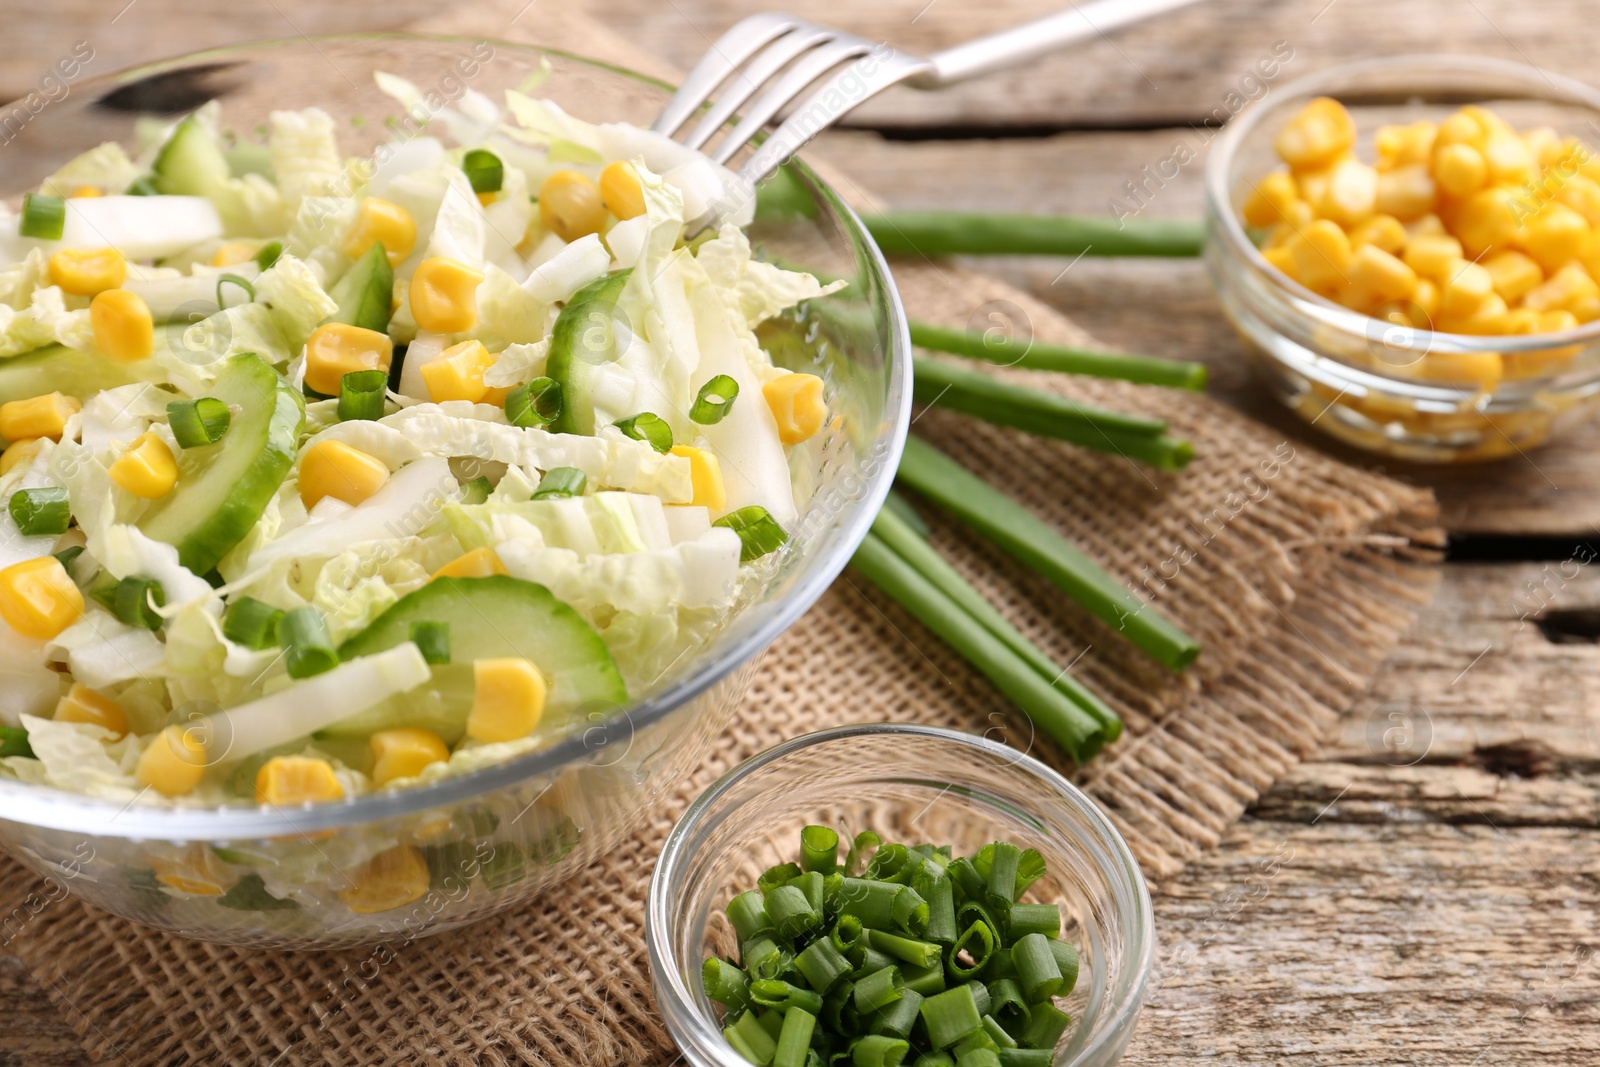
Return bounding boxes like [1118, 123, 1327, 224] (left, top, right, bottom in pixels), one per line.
[1206, 54, 1600, 462]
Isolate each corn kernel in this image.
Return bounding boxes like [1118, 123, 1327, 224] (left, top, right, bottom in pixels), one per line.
[210, 242, 259, 268]
[1241, 171, 1300, 227]
[369, 728, 450, 787]
[1263, 200, 1316, 249]
[135, 724, 208, 797]
[54, 683, 127, 739]
[1483, 134, 1537, 186]
[256, 755, 345, 806]
[150, 844, 228, 895]
[1275, 97, 1356, 171]
[1518, 202, 1591, 273]
[467, 657, 546, 743]
[1439, 259, 1496, 318]
[1375, 121, 1436, 169]
[1401, 235, 1465, 280]
[1313, 156, 1378, 226]
[1503, 344, 1579, 381]
[1527, 128, 1568, 170]
[1555, 175, 1600, 227]
[409, 257, 484, 334]
[343, 197, 417, 264]
[108, 432, 177, 499]
[0, 392, 79, 442]
[1436, 111, 1486, 150]
[1571, 294, 1600, 323]
[539, 170, 606, 242]
[1262, 245, 1298, 278]
[476, 190, 498, 208]
[418, 338, 495, 403]
[669, 445, 726, 511]
[1451, 187, 1521, 258]
[1349, 214, 1407, 254]
[1433, 142, 1488, 198]
[1483, 250, 1543, 303]
[1413, 350, 1503, 389]
[1374, 164, 1436, 221]
[0, 439, 42, 477]
[69, 186, 101, 198]
[1522, 260, 1600, 313]
[1440, 292, 1508, 335]
[1349, 244, 1418, 303]
[1412, 278, 1440, 318]
[1539, 308, 1581, 332]
[304, 322, 394, 396]
[599, 161, 647, 221]
[1501, 308, 1542, 334]
[339, 845, 429, 914]
[299, 439, 390, 509]
[48, 247, 126, 297]
[0, 556, 83, 640]
[762, 372, 828, 445]
[1406, 213, 1448, 238]
[431, 546, 506, 580]
[90, 289, 154, 362]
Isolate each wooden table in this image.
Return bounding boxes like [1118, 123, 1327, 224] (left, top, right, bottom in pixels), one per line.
[6, 2, 1600, 1063]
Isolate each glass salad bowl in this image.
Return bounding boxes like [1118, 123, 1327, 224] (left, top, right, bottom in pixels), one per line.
[1206, 55, 1600, 462]
[0, 35, 909, 948]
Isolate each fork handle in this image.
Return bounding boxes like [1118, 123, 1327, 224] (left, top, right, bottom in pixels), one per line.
[910, 0, 1206, 87]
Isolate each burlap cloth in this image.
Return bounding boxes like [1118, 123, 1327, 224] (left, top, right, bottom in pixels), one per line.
[0, 4, 1444, 1063]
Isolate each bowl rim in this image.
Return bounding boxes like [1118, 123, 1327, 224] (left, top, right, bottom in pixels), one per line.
[0, 32, 913, 839]
[1204, 51, 1600, 359]
[645, 722, 1157, 1067]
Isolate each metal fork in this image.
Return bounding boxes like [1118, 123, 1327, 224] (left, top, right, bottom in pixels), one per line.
[653, 0, 1205, 187]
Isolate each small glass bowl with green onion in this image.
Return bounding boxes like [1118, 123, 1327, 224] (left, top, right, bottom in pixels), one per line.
[647, 724, 1154, 1067]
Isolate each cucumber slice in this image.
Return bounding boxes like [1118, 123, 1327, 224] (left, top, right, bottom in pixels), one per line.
[544, 269, 631, 436]
[324, 575, 628, 743]
[151, 114, 253, 234]
[138, 354, 304, 573]
[0, 332, 176, 409]
[324, 240, 393, 334]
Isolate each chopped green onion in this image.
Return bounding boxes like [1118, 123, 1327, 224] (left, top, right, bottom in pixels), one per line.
[921, 984, 984, 1050]
[900, 960, 947, 997]
[725, 1010, 778, 1065]
[1009, 934, 1063, 1003]
[742, 935, 787, 980]
[869, 988, 924, 1040]
[1005, 904, 1059, 942]
[947, 920, 998, 981]
[459, 476, 492, 506]
[614, 411, 672, 452]
[845, 831, 882, 875]
[955, 1042, 1001, 1067]
[167, 397, 232, 448]
[854, 946, 897, 980]
[760, 862, 803, 894]
[8, 486, 70, 537]
[946, 857, 984, 901]
[462, 148, 504, 194]
[506, 377, 563, 429]
[835, 878, 903, 930]
[222, 596, 283, 651]
[691, 374, 740, 424]
[124, 176, 160, 197]
[773, 1006, 816, 1067]
[913, 867, 958, 944]
[912, 1053, 956, 1067]
[703, 958, 753, 1014]
[985, 843, 1022, 906]
[996, 1050, 1052, 1067]
[112, 576, 165, 631]
[986, 979, 1030, 1035]
[860, 211, 1204, 259]
[830, 914, 864, 957]
[852, 1034, 911, 1067]
[982, 1016, 1017, 1050]
[751, 979, 824, 1016]
[800, 824, 840, 873]
[897, 437, 1200, 673]
[853, 966, 904, 1014]
[714, 505, 789, 563]
[253, 240, 283, 270]
[0, 725, 33, 759]
[1015, 850, 1046, 897]
[338, 368, 388, 422]
[788, 870, 825, 915]
[728, 889, 773, 942]
[766, 883, 821, 941]
[19, 194, 65, 240]
[1017, 1002, 1071, 1051]
[909, 320, 1206, 392]
[52, 545, 85, 572]
[216, 272, 255, 308]
[1046, 940, 1078, 997]
[963, 982, 993, 1019]
[409, 621, 450, 665]
[279, 606, 338, 679]
[890, 885, 930, 935]
[865, 843, 910, 881]
[795, 937, 853, 994]
[531, 466, 586, 500]
[865, 928, 942, 969]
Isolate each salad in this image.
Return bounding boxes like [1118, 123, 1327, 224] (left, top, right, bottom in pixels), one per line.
[0, 73, 841, 812]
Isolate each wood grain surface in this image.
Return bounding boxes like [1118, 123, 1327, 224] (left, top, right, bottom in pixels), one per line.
[3, 1, 1599, 1064]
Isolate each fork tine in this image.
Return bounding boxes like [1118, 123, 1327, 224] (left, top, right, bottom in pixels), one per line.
[652, 13, 801, 136]
[708, 38, 873, 166]
[681, 26, 838, 152]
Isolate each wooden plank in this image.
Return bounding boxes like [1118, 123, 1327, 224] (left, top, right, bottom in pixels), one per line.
[815, 128, 1600, 537]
